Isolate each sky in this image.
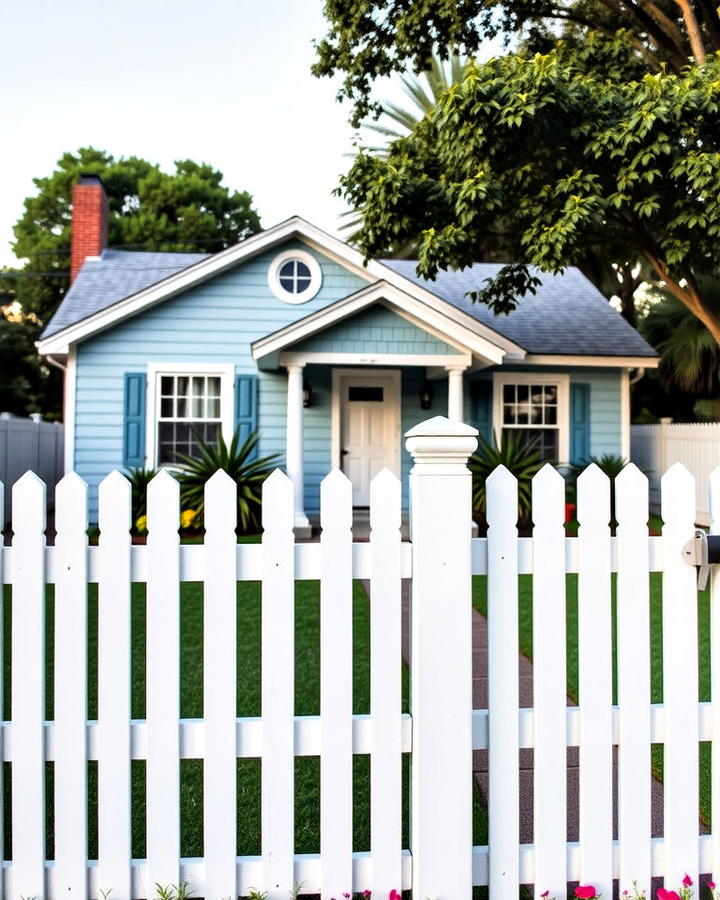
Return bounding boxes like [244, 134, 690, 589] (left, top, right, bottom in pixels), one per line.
[1, 0, 392, 268]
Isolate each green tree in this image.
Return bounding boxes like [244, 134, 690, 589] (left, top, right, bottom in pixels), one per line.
[321, 33, 720, 343]
[314, 0, 720, 126]
[7, 147, 261, 327]
[1, 148, 261, 416]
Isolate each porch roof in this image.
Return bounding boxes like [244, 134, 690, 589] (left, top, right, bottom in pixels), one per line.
[250, 280, 522, 370]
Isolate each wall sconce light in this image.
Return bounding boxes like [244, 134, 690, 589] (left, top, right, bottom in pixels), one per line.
[419, 381, 434, 411]
[303, 380, 312, 408]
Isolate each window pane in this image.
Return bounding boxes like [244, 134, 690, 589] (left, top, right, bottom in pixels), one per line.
[279, 261, 295, 279]
[348, 386, 384, 401]
[177, 376, 189, 397]
[295, 277, 311, 291]
[296, 261, 311, 279]
[517, 404, 530, 425]
[160, 398, 173, 418]
[207, 397, 221, 418]
[207, 376, 221, 397]
[517, 384, 529, 403]
[503, 384, 515, 403]
[503, 403, 516, 424]
[544, 385, 557, 403]
[530, 405, 543, 424]
[161, 376, 173, 396]
[279, 275, 295, 291]
[176, 396, 187, 418]
[545, 406, 557, 425]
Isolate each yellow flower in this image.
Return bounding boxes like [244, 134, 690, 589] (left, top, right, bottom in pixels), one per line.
[135, 514, 147, 533]
[180, 509, 197, 529]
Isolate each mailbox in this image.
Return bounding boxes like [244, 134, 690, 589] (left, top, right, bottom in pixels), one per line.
[681, 530, 720, 589]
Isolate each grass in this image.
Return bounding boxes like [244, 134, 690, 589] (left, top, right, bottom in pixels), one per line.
[471, 572, 712, 826]
[2, 576, 489, 867]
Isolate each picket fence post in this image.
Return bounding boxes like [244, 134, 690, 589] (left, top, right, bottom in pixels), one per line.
[406, 415, 478, 900]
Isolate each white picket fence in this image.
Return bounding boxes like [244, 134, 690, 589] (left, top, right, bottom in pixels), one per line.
[1, 415, 718, 900]
[631, 421, 720, 525]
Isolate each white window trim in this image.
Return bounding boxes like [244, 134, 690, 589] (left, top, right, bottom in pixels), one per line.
[268, 248, 322, 304]
[492, 372, 571, 464]
[146, 362, 235, 467]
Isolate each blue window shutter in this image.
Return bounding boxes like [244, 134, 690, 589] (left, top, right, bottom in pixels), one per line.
[235, 374, 258, 454]
[570, 382, 591, 463]
[123, 373, 147, 468]
[471, 380, 493, 444]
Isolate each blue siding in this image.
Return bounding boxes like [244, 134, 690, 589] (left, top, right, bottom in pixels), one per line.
[293, 305, 458, 355]
[74, 240, 368, 518]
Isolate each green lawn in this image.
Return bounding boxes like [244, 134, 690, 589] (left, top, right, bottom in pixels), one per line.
[2, 577, 489, 869]
[472, 573, 712, 826]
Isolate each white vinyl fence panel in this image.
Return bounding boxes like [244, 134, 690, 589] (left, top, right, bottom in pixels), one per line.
[0, 414, 64, 524]
[1, 416, 718, 899]
[632, 421, 720, 524]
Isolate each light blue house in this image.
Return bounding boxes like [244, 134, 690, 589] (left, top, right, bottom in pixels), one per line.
[38, 178, 658, 531]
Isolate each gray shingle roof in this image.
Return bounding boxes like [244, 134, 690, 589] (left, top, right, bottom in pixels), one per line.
[381, 260, 657, 357]
[41, 249, 209, 338]
[41, 247, 657, 359]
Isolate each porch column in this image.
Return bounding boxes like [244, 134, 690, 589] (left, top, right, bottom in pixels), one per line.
[446, 366, 467, 422]
[286, 364, 311, 537]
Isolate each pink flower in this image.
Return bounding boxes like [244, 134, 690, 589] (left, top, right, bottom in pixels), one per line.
[682, 876, 693, 888]
[344, 895, 351, 898]
[576, 888, 597, 899]
[364, 893, 372, 898]
[541, 892, 550, 898]
[708, 883, 716, 892]
[389, 892, 401, 900]
[657, 889, 681, 900]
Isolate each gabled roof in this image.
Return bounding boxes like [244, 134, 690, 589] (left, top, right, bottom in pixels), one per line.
[37, 215, 658, 363]
[383, 260, 657, 359]
[251, 280, 520, 367]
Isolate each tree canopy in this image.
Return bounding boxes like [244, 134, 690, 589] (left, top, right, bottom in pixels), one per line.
[315, 4, 720, 344]
[6, 147, 261, 326]
[314, 0, 720, 124]
[0, 147, 261, 416]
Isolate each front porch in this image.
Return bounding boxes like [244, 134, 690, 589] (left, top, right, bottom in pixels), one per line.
[251, 280, 518, 536]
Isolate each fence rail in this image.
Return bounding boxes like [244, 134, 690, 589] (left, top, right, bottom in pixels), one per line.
[0, 416, 717, 900]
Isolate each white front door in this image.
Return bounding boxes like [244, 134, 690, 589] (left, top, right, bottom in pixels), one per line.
[336, 371, 401, 505]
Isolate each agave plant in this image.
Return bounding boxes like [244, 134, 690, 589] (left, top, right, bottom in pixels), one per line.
[468, 432, 544, 522]
[172, 428, 280, 534]
[124, 466, 159, 531]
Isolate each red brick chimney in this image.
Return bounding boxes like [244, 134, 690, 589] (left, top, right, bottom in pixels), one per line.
[70, 174, 108, 282]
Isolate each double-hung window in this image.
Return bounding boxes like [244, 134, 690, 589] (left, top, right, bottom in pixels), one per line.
[148, 364, 235, 466]
[492, 373, 570, 463]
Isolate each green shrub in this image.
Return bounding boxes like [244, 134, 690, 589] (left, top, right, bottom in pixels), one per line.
[173, 428, 280, 534]
[468, 432, 544, 522]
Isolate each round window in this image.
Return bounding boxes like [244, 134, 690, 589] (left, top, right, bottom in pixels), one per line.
[268, 250, 322, 303]
[278, 259, 312, 294]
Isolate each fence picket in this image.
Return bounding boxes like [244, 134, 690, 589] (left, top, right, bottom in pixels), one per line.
[486, 465, 520, 898]
[661, 464, 699, 887]
[320, 469, 354, 896]
[577, 464, 613, 893]
[204, 470, 238, 900]
[10, 471, 47, 899]
[98, 470, 133, 898]
[146, 470, 181, 890]
[369, 469, 402, 897]
[531, 465, 567, 897]
[54, 472, 89, 896]
[261, 469, 295, 898]
[615, 464, 652, 894]
[711, 466, 720, 887]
